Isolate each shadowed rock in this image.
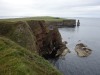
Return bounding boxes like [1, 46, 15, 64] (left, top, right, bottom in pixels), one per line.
[75, 43, 92, 57]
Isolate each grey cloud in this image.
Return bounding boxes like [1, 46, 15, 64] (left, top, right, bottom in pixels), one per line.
[0, 0, 100, 18]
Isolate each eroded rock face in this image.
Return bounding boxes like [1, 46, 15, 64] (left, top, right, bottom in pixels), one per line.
[0, 20, 68, 58]
[46, 20, 76, 28]
[27, 20, 49, 54]
[63, 20, 76, 27]
[75, 43, 92, 57]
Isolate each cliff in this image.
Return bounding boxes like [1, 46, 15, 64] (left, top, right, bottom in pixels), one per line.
[26, 20, 67, 57]
[0, 20, 66, 57]
[45, 19, 76, 28]
[0, 20, 67, 75]
[0, 16, 76, 27]
[63, 20, 76, 27]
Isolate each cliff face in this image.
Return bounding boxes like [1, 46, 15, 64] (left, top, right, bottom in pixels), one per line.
[27, 20, 66, 57]
[63, 20, 76, 27]
[0, 20, 66, 57]
[45, 19, 76, 27]
[0, 20, 67, 75]
[26, 20, 49, 55]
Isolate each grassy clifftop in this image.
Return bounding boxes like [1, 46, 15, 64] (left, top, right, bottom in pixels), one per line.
[0, 37, 62, 75]
[0, 16, 65, 22]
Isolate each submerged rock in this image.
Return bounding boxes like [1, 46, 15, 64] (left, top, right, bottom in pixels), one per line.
[75, 43, 92, 57]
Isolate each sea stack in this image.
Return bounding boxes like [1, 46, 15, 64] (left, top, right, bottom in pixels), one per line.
[77, 20, 80, 26]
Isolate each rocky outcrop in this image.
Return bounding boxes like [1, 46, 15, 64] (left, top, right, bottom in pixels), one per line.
[0, 20, 68, 58]
[75, 43, 92, 57]
[77, 20, 80, 26]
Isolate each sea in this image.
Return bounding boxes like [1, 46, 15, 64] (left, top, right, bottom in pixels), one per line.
[50, 18, 100, 75]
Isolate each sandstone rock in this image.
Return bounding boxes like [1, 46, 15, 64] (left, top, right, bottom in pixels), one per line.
[75, 43, 92, 57]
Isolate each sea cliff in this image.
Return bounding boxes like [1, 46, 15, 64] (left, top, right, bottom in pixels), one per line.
[0, 19, 67, 75]
[0, 16, 75, 75]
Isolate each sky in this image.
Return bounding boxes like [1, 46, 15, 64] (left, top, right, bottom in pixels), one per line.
[0, 0, 100, 18]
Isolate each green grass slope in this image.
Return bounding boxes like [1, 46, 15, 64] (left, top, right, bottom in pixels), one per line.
[0, 37, 62, 75]
[0, 21, 37, 53]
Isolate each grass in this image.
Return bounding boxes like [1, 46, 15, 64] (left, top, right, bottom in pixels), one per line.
[0, 16, 66, 22]
[0, 37, 62, 75]
[0, 21, 37, 52]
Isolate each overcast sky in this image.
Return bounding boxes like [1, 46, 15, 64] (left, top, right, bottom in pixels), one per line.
[0, 0, 100, 18]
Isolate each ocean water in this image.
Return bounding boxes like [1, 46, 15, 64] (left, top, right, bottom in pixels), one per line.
[50, 18, 100, 75]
